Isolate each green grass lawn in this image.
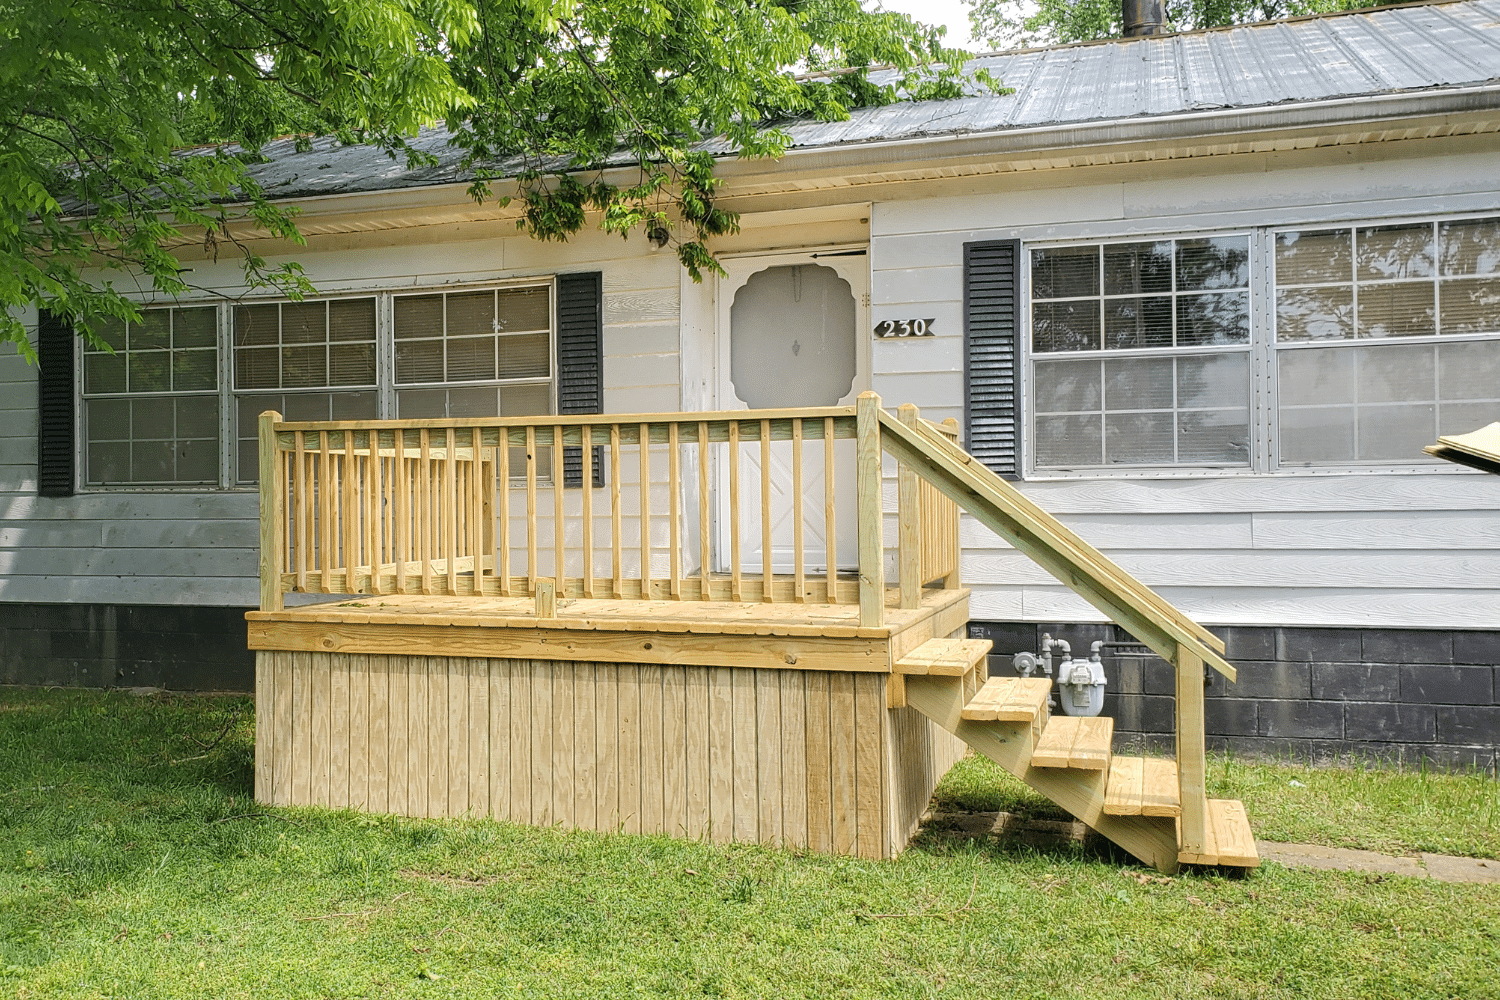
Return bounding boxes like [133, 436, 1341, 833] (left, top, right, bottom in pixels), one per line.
[2, 688, 1498, 1000]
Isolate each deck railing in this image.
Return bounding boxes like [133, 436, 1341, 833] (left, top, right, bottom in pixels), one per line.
[257, 403, 961, 618]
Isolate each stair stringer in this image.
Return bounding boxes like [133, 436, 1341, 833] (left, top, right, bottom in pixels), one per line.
[906, 675, 1181, 874]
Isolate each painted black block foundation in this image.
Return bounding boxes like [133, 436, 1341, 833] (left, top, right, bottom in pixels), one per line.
[0, 603, 254, 691]
[971, 621, 1500, 772]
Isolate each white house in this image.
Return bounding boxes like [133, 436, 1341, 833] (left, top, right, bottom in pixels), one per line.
[4, 0, 1499, 763]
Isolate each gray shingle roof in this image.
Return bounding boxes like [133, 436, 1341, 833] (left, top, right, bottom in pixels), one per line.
[243, 1, 1500, 200]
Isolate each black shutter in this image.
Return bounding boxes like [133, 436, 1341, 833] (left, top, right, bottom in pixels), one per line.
[964, 240, 1022, 479]
[37, 310, 75, 497]
[557, 271, 604, 488]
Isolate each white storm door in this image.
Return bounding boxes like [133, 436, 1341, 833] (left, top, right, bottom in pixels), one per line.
[714, 249, 869, 575]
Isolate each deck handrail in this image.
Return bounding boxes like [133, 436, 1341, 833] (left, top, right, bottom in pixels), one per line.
[256, 403, 961, 618]
[865, 391, 1234, 860]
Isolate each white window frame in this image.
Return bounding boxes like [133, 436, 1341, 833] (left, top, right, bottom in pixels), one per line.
[1023, 212, 1500, 481]
[1268, 215, 1500, 471]
[77, 305, 225, 490]
[73, 277, 560, 492]
[1024, 229, 1258, 476]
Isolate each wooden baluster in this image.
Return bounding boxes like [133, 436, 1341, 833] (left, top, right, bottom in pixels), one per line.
[419, 428, 433, 595]
[378, 431, 391, 591]
[319, 431, 333, 594]
[284, 450, 294, 583]
[294, 432, 308, 593]
[856, 392, 884, 628]
[942, 417, 962, 589]
[473, 427, 487, 596]
[697, 421, 711, 602]
[639, 422, 651, 600]
[395, 431, 410, 595]
[526, 425, 538, 595]
[760, 419, 773, 604]
[343, 429, 357, 592]
[365, 431, 380, 595]
[480, 438, 495, 594]
[257, 411, 284, 612]
[582, 425, 595, 599]
[792, 418, 805, 604]
[444, 427, 459, 595]
[554, 424, 566, 594]
[498, 428, 511, 597]
[823, 416, 837, 604]
[668, 423, 681, 600]
[897, 404, 921, 610]
[455, 445, 467, 591]
[728, 420, 741, 603]
[610, 424, 623, 599]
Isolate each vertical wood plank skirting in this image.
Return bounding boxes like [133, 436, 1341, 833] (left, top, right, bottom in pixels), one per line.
[329, 652, 349, 810]
[255, 652, 273, 803]
[252, 655, 963, 860]
[553, 661, 575, 830]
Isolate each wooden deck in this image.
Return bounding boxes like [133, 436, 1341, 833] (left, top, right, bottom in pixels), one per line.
[248, 587, 971, 675]
[249, 396, 1258, 871]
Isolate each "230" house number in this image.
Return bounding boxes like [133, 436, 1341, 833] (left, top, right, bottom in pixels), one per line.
[873, 318, 936, 338]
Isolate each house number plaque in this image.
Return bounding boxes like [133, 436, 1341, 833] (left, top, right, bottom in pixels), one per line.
[873, 318, 937, 338]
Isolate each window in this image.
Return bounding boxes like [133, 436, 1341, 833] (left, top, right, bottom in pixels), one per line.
[1274, 220, 1500, 466]
[1029, 236, 1252, 470]
[65, 277, 592, 491]
[393, 286, 553, 420]
[393, 286, 557, 478]
[1009, 214, 1500, 477]
[233, 297, 379, 483]
[81, 307, 220, 485]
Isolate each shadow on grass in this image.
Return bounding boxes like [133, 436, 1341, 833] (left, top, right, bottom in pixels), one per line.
[0, 688, 259, 896]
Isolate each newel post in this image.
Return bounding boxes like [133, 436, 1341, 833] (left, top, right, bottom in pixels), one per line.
[1176, 646, 1209, 859]
[258, 410, 285, 613]
[856, 392, 885, 627]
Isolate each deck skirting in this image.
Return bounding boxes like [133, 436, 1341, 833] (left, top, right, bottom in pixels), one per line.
[254, 650, 964, 859]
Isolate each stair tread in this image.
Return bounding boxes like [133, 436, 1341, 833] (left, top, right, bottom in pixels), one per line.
[896, 637, 992, 676]
[1179, 799, 1260, 868]
[1103, 756, 1181, 817]
[960, 676, 1051, 721]
[1030, 715, 1112, 770]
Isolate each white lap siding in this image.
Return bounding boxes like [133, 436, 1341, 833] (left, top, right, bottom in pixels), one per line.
[0, 226, 681, 608]
[870, 137, 1500, 630]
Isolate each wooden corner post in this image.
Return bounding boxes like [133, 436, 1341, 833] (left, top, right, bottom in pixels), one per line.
[258, 410, 285, 613]
[896, 404, 922, 610]
[1175, 646, 1209, 861]
[856, 392, 884, 628]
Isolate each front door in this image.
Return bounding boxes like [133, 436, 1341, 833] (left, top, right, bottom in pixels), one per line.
[714, 249, 869, 574]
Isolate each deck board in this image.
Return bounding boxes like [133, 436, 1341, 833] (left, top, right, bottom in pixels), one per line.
[252, 589, 964, 639]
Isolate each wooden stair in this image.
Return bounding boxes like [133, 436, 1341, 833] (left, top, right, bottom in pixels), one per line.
[896, 638, 991, 676]
[1031, 715, 1112, 770]
[872, 400, 1256, 873]
[1179, 799, 1260, 867]
[1103, 756, 1181, 817]
[903, 671, 1259, 874]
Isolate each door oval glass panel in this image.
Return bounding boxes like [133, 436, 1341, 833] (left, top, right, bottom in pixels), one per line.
[730, 264, 857, 407]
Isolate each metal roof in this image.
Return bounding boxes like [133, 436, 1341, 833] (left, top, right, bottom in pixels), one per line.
[240, 1, 1500, 200]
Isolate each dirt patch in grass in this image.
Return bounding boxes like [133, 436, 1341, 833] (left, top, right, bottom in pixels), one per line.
[399, 868, 502, 889]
